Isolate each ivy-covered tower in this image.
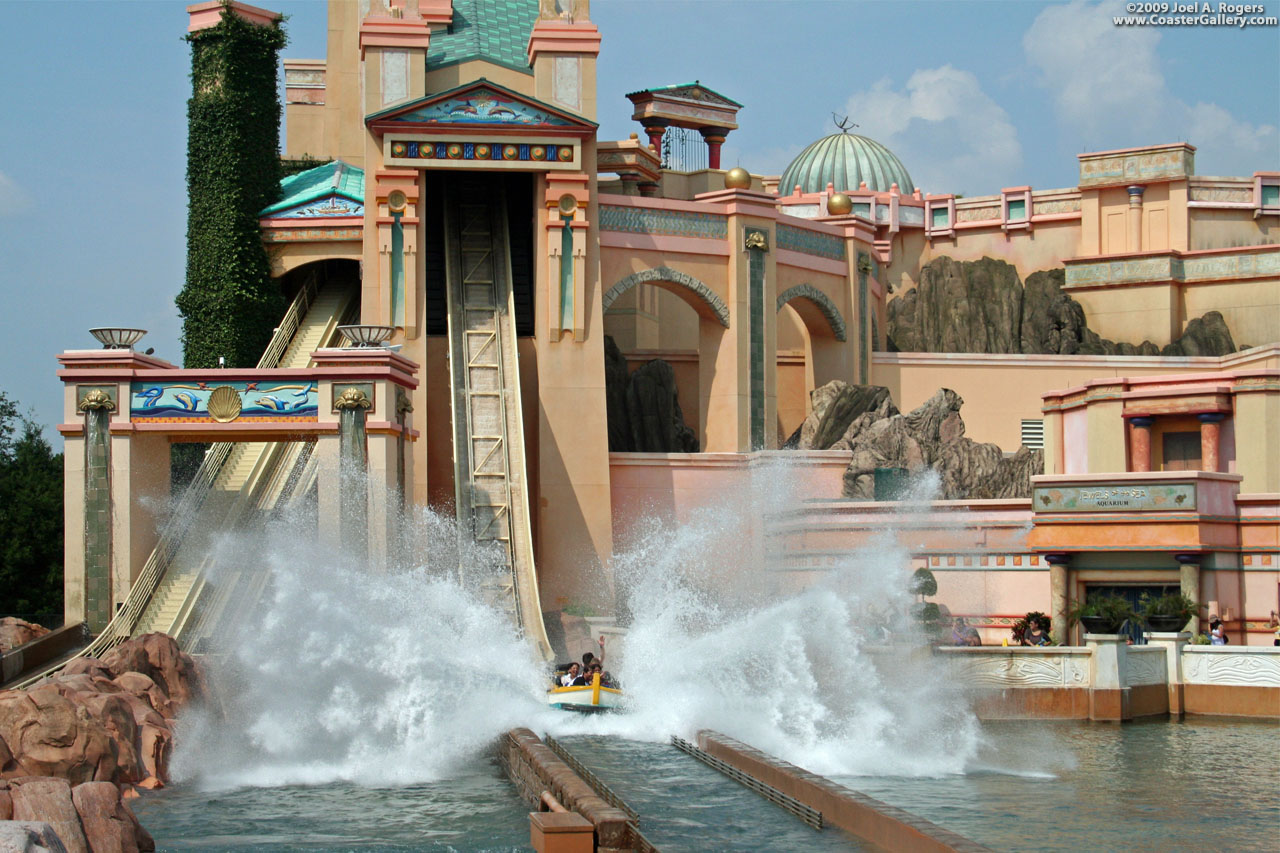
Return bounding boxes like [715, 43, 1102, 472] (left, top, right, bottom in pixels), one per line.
[178, 1, 287, 369]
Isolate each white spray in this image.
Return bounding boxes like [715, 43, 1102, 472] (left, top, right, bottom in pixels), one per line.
[174, 457, 981, 789]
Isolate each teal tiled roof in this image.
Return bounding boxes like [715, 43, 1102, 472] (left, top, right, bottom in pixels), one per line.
[261, 161, 364, 215]
[426, 0, 539, 75]
[779, 133, 915, 195]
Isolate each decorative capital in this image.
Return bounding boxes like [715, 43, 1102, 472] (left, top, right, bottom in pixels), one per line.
[1129, 416, 1155, 428]
[1042, 552, 1071, 567]
[396, 388, 414, 415]
[744, 228, 768, 252]
[1174, 552, 1203, 566]
[77, 388, 117, 413]
[1197, 412, 1227, 424]
[335, 387, 373, 411]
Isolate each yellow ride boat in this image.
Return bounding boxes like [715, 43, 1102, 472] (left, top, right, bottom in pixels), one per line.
[547, 672, 622, 713]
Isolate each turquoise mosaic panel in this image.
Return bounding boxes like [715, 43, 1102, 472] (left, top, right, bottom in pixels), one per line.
[83, 409, 112, 633]
[747, 229, 768, 450]
[131, 381, 319, 422]
[599, 205, 728, 239]
[1066, 248, 1278, 287]
[776, 223, 846, 261]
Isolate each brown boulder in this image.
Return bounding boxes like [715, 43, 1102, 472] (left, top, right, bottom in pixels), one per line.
[785, 382, 898, 450]
[0, 686, 118, 784]
[57, 662, 113, 684]
[76, 698, 139, 786]
[106, 676, 172, 724]
[0, 779, 11, 820]
[0, 821, 70, 853]
[8, 777, 89, 853]
[0, 620, 50, 655]
[71, 781, 154, 853]
[100, 635, 201, 710]
[840, 388, 1043, 500]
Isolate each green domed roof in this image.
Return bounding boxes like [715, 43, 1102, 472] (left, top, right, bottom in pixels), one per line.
[779, 132, 914, 195]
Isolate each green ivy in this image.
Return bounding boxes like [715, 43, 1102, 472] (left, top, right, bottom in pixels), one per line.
[177, 4, 288, 369]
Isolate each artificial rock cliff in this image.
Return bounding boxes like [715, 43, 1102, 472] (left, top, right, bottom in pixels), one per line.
[887, 256, 1238, 357]
[604, 336, 699, 453]
[788, 381, 1043, 500]
[0, 634, 203, 790]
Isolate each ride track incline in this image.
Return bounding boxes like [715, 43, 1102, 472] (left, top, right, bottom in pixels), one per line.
[17, 274, 358, 687]
[441, 173, 552, 660]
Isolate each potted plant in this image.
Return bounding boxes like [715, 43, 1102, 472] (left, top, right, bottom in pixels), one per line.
[1068, 594, 1138, 635]
[1011, 611, 1052, 645]
[1140, 592, 1196, 633]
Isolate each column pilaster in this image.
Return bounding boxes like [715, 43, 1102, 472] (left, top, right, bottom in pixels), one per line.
[1176, 552, 1203, 636]
[1127, 185, 1145, 252]
[1129, 416, 1154, 472]
[1198, 412, 1225, 472]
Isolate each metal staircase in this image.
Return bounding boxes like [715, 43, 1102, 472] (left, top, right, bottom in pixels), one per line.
[132, 281, 353, 641]
[15, 277, 356, 686]
[443, 175, 552, 660]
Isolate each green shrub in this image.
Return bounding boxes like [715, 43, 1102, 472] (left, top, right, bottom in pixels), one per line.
[177, 4, 288, 369]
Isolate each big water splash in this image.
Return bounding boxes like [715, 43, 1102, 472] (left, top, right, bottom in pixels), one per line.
[174, 457, 981, 790]
[546, 459, 982, 778]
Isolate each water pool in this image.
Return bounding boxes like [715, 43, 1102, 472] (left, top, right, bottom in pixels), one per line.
[843, 717, 1279, 852]
[131, 719, 1277, 852]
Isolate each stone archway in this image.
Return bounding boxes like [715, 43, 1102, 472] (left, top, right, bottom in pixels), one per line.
[776, 283, 847, 341]
[602, 266, 730, 327]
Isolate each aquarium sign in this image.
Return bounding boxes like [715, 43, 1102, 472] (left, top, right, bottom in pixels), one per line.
[1034, 483, 1196, 512]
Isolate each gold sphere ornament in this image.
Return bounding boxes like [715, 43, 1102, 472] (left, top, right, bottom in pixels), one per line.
[827, 192, 854, 216]
[724, 167, 751, 190]
[387, 189, 407, 213]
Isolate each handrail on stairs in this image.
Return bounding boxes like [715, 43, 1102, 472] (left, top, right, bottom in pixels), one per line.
[16, 280, 321, 687]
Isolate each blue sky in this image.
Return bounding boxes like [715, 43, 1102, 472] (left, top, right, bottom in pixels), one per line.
[1, 0, 1276, 435]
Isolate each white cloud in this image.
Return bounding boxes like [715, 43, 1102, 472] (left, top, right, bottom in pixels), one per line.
[842, 65, 1022, 196]
[0, 172, 31, 216]
[1024, 0, 1277, 174]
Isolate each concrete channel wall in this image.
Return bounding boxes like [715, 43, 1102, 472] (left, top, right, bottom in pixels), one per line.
[696, 731, 991, 853]
[935, 634, 1280, 721]
[501, 728, 634, 853]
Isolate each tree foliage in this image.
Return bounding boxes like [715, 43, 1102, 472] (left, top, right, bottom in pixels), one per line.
[0, 392, 64, 615]
[176, 6, 288, 369]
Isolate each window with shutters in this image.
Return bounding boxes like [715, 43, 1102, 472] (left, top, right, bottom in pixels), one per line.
[1161, 431, 1201, 471]
[1020, 419, 1044, 450]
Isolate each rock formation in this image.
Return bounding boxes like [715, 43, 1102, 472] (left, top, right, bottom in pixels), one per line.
[785, 382, 1043, 500]
[888, 256, 1237, 357]
[1160, 310, 1236, 356]
[0, 621, 50, 655]
[603, 336, 699, 453]
[784, 382, 898, 450]
[1, 776, 153, 853]
[0, 634, 202, 790]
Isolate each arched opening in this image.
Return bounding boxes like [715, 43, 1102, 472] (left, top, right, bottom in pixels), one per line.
[775, 284, 852, 445]
[602, 267, 729, 452]
[776, 301, 812, 443]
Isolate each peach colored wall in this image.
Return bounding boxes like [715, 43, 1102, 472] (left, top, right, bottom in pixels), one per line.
[608, 451, 850, 543]
[934, 569, 1052, 645]
[1182, 278, 1280, 350]
[882, 217, 1082, 296]
[871, 352, 1252, 451]
[776, 353, 807, 444]
[1190, 207, 1277, 251]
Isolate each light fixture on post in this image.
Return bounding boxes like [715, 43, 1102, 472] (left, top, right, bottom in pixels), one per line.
[337, 325, 395, 348]
[89, 328, 148, 350]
